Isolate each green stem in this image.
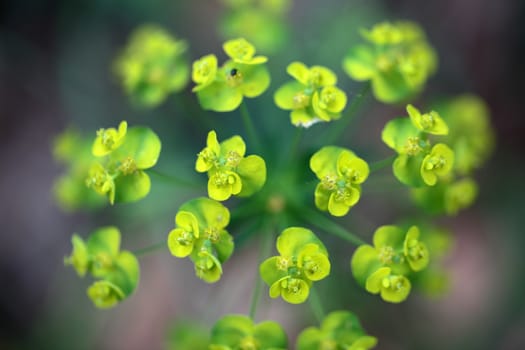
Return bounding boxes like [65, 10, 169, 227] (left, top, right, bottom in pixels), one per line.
[147, 169, 202, 188]
[133, 241, 166, 257]
[309, 286, 325, 324]
[299, 208, 367, 246]
[369, 155, 396, 172]
[249, 228, 274, 320]
[324, 83, 370, 144]
[240, 101, 261, 152]
[287, 127, 303, 162]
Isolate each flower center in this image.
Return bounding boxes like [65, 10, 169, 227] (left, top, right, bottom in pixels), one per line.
[404, 136, 423, 156]
[119, 157, 137, 175]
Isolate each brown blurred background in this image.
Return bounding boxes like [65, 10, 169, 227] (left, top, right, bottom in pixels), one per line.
[1, 0, 524, 349]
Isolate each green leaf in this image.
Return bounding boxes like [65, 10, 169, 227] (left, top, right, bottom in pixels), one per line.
[371, 70, 414, 104]
[64, 234, 89, 277]
[214, 230, 235, 262]
[114, 170, 151, 203]
[179, 197, 231, 230]
[87, 280, 124, 309]
[350, 245, 380, 287]
[276, 227, 326, 258]
[393, 154, 425, 187]
[296, 327, 323, 350]
[310, 146, 344, 179]
[220, 135, 246, 159]
[112, 127, 161, 169]
[287, 61, 310, 85]
[342, 44, 377, 81]
[254, 321, 288, 349]
[420, 143, 455, 186]
[373, 225, 405, 250]
[86, 226, 121, 257]
[381, 118, 421, 154]
[365, 266, 390, 294]
[111, 251, 140, 296]
[238, 63, 271, 98]
[274, 81, 306, 110]
[211, 314, 252, 347]
[237, 155, 267, 197]
[260, 256, 288, 286]
[197, 81, 243, 112]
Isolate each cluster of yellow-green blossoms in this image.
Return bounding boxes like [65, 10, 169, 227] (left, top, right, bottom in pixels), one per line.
[219, 0, 291, 54]
[64, 227, 139, 308]
[114, 25, 189, 107]
[351, 225, 432, 303]
[85, 120, 161, 204]
[274, 62, 347, 127]
[382, 104, 454, 187]
[343, 21, 437, 103]
[209, 314, 288, 350]
[411, 95, 494, 215]
[167, 198, 233, 283]
[310, 146, 370, 216]
[296, 311, 377, 350]
[196, 130, 266, 201]
[192, 38, 270, 112]
[260, 227, 330, 304]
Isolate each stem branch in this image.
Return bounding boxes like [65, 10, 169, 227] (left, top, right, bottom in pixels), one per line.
[240, 101, 261, 152]
[369, 155, 396, 172]
[249, 228, 274, 320]
[309, 286, 325, 324]
[133, 241, 166, 257]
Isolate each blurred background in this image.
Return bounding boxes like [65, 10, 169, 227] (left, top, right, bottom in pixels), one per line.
[1, 0, 524, 349]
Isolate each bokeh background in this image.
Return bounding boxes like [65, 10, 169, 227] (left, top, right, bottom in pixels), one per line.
[1, 0, 524, 349]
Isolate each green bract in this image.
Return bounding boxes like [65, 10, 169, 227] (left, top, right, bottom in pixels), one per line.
[434, 94, 495, 175]
[412, 177, 478, 215]
[85, 121, 161, 204]
[209, 314, 287, 350]
[351, 225, 429, 303]
[192, 38, 270, 112]
[274, 62, 347, 127]
[343, 21, 437, 103]
[64, 227, 140, 308]
[296, 310, 377, 350]
[114, 25, 189, 107]
[167, 197, 233, 283]
[310, 146, 369, 216]
[53, 128, 107, 211]
[195, 130, 266, 201]
[219, 0, 291, 54]
[382, 105, 455, 187]
[260, 227, 330, 304]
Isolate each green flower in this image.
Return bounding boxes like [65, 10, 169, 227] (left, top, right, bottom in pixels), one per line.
[365, 267, 411, 303]
[92, 121, 127, 157]
[310, 146, 369, 216]
[411, 177, 478, 215]
[296, 311, 377, 350]
[351, 225, 429, 303]
[274, 62, 347, 127]
[434, 94, 495, 175]
[195, 130, 266, 201]
[52, 128, 106, 211]
[260, 227, 330, 304]
[192, 38, 270, 112]
[210, 314, 287, 350]
[87, 121, 161, 204]
[114, 25, 189, 107]
[420, 143, 454, 186]
[407, 104, 448, 135]
[343, 21, 437, 103]
[167, 197, 233, 283]
[381, 108, 454, 187]
[65, 227, 140, 309]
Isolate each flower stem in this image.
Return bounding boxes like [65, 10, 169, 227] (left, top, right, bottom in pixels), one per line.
[240, 101, 261, 152]
[249, 228, 274, 320]
[324, 83, 370, 144]
[132, 241, 166, 257]
[309, 286, 325, 324]
[287, 127, 303, 162]
[369, 155, 396, 172]
[299, 208, 367, 246]
[147, 169, 202, 188]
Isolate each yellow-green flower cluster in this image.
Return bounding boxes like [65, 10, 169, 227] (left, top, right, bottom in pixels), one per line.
[114, 25, 189, 107]
[85, 120, 161, 204]
[192, 38, 270, 112]
[275, 62, 347, 127]
[411, 95, 494, 215]
[260, 227, 331, 304]
[382, 104, 454, 187]
[343, 21, 437, 103]
[297, 311, 377, 350]
[64, 227, 139, 308]
[209, 314, 287, 349]
[167, 198, 233, 283]
[219, 0, 291, 54]
[310, 146, 369, 216]
[196, 130, 266, 201]
[351, 225, 429, 303]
